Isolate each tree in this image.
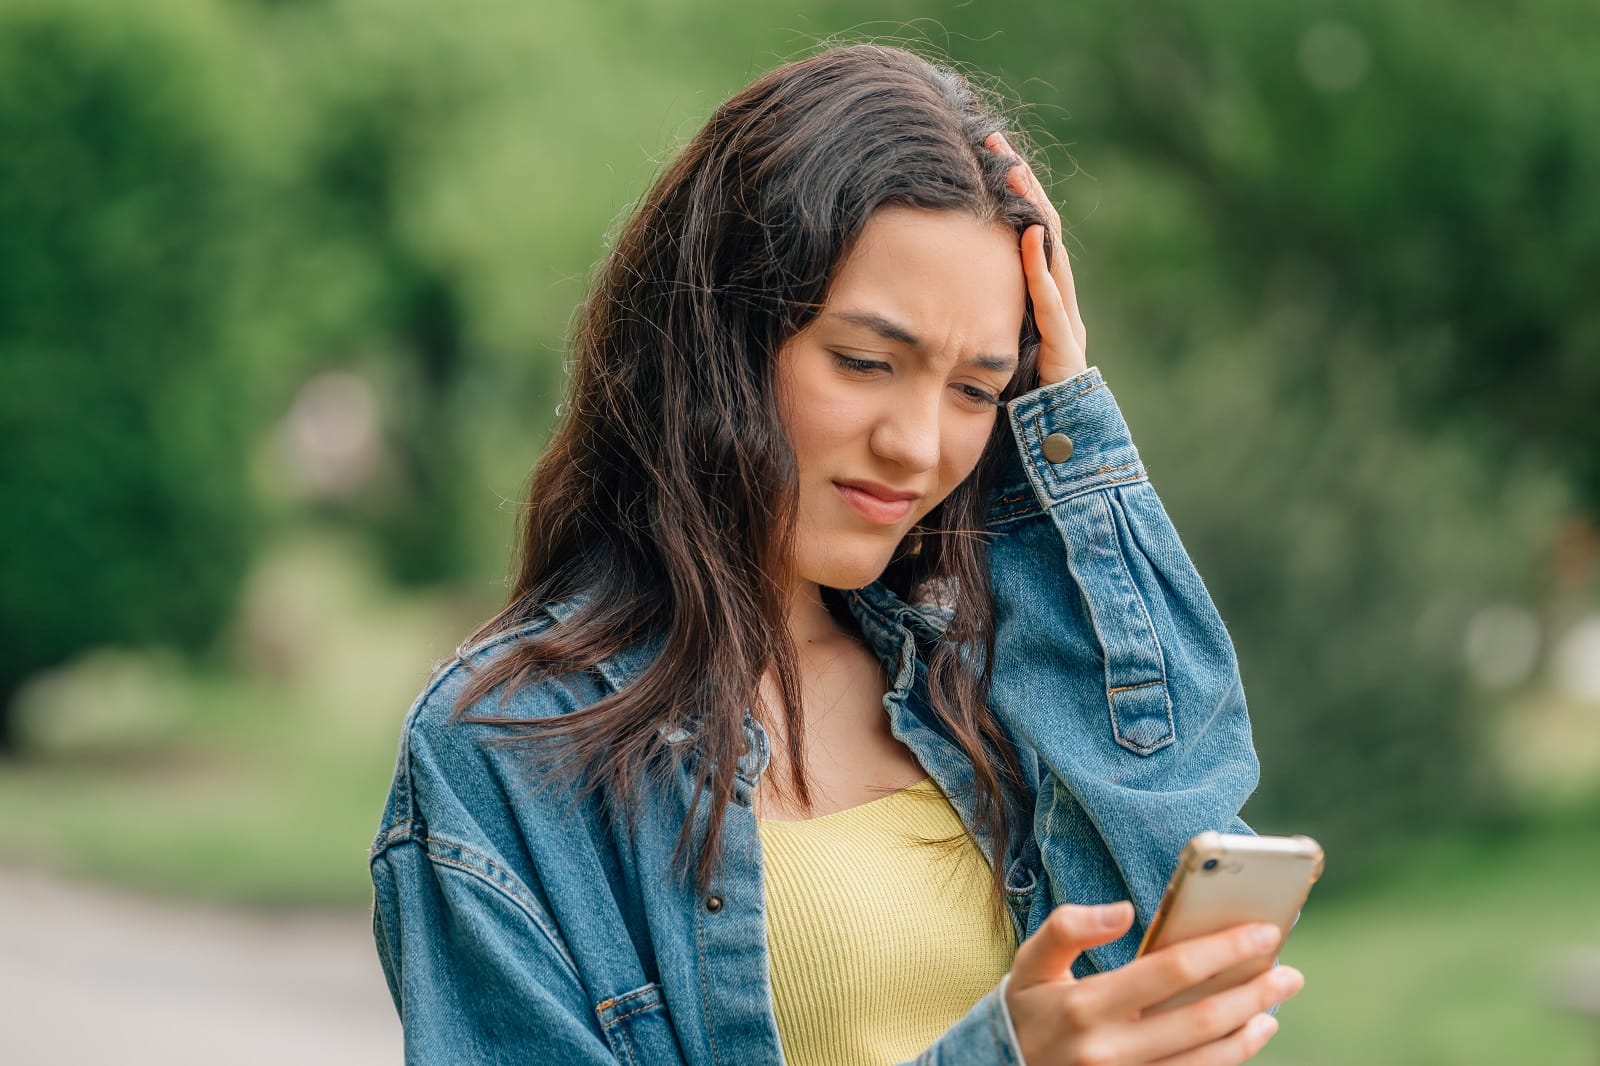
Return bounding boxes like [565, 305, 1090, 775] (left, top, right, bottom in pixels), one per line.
[0, 1, 265, 750]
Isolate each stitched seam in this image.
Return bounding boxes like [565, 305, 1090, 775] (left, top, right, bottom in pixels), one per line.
[1094, 492, 1158, 685]
[369, 820, 417, 858]
[1109, 696, 1173, 754]
[596, 985, 659, 1013]
[1106, 491, 1169, 685]
[611, 1025, 638, 1066]
[604, 998, 662, 1026]
[1067, 494, 1149, 691]
[1065, 378, 1102, 401]
[421, 837, 582, 986]
[1004, 368, 1103, 419]
[1046, 467, 1148, 500]
[696, 897, 722, 1066]
[1107, 680, 1164, 695]
[990, 467, 1152, 524]
[1016, 374, 1104, 415]
[985, 503, 1036, 526]
[1106, 490, 1174, 752]
[378, 616, 557, 835]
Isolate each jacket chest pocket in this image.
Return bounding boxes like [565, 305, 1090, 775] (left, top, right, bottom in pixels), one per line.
[1050, 490, 1175, 756]
[597, 982, 683, 1066]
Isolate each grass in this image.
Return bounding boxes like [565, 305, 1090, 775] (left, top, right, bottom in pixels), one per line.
[2, 526, 1598, 1062]
[1265, 801, 1600, 1065]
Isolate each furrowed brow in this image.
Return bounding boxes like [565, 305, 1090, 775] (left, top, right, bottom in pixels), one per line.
[828, 310, 1018, 372]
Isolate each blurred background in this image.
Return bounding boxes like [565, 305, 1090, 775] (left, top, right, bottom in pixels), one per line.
[2, 0, 1597, 1062]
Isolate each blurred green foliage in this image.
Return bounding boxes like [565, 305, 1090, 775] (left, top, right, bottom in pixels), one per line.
[0, 0, 267, 747]
[855, 0, 1598, 880]
[1, 0, 1596, 896]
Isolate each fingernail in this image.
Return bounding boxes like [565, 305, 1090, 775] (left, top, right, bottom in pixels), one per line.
[1248, 1014, 1279, 1041]
[996, 133, 1014, 154]
[1250, 924, 1281, 951]
[1096, 902, 1127, 928]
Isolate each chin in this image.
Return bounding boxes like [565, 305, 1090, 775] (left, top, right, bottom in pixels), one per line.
[798, 544, 899, 591]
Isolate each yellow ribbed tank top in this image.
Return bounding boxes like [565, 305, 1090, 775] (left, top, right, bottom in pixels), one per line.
[755, 777, 1019, 1066]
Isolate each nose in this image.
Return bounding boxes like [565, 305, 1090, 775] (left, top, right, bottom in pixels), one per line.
[867, 383, 941, 475]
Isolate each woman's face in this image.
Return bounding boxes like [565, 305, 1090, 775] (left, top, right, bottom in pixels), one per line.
[776, 205, 1027, 591]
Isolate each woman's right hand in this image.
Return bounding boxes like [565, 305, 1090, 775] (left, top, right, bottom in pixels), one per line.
[1003, 902, 1304, 1065]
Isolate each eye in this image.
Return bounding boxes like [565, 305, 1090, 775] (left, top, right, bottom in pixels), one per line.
[831, 352, 890, 375]
[956, 383, 1003, 408]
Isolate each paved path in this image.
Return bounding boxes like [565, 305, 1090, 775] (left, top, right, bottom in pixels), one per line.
[0, 866, 402, 1064]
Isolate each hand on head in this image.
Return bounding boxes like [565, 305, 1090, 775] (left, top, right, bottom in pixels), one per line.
[983, 132, 1089, 388]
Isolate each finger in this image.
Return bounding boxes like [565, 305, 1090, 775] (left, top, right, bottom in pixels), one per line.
[987, 135, 1032, 199]
[1001, 157, 1051, 224]
[1022, 226, 1084, 384]
[985, 132, 1038, 201]
[1008, 150, 1060, 233]
[988, 137, 1085, 360]
[1006, 162, 1030, 199]
[1122, 965, 1304, 1063]
[1093, 922, 1283, 1018]
[1022, 162, 1054, 223]
[1146, 1014, 1281, 1066]
[1009, 901, 1133, 991]
[1024, 226, 1072, 345]
[1045, 228, 1086, 354]
[1008, 175, 1082, 357]
[985, 132, 1059, 220]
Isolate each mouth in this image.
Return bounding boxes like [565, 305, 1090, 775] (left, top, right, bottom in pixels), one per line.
[833, 480, 919, 525]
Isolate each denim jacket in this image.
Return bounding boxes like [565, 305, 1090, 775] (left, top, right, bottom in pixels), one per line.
[369, 366, 1261, 1064]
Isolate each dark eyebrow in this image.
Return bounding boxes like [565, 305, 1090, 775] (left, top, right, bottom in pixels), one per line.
[828, 309, 1020, 373]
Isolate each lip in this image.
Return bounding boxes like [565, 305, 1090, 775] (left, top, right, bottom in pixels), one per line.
[834, 480, 920, 525]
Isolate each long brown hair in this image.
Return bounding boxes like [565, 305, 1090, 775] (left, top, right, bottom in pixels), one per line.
[452, 42, 1055, 931]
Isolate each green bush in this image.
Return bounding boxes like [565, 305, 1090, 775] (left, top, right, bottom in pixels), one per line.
[0, 0, 265, 748]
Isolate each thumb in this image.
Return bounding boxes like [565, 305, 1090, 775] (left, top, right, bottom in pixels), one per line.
[1010, 902, 1134, 990]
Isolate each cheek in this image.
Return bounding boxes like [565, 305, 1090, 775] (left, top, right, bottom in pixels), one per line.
[938, 415, 999, 490]
[783, 384, 875, 472]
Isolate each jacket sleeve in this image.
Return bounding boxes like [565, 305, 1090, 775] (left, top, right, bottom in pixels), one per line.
[985, 366, 1260, 975]
[370, 830, 620, 1065]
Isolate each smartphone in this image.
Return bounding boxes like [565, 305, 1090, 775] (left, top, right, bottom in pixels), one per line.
[1133, 831, 1324, 1015]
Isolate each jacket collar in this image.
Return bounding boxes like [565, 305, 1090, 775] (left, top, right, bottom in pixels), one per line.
[539, 588, 666, 696]
[538, 577, 953, 697]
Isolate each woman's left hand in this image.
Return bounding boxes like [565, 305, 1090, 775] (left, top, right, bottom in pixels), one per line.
[983, 132, 1088, 388]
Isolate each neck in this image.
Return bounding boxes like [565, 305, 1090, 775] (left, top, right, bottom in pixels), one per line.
[786, 579, 851, 649]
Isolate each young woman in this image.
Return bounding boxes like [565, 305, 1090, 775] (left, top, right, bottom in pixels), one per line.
[370, 43, 1304, 1066]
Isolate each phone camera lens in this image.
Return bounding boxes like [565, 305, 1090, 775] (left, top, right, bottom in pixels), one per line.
[1202, 858, 1220, 872]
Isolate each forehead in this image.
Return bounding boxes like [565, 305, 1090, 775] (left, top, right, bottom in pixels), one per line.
[824, 205, 1027, 350]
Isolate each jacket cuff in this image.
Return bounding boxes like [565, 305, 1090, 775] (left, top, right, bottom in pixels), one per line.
[997, 972, 1029, 1064]
[907, 976, 1026, 1064]
[1004, 366, 1147, 508]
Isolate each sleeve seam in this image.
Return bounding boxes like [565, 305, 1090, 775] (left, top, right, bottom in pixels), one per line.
[375, 832, 584, 989]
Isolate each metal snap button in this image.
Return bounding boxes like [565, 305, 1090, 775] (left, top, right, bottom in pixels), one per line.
[705, 895, 724, 913]
[1043, 432, 1075, 463]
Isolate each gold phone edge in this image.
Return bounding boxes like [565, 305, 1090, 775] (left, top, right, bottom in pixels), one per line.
[1134, 831, 1325, 957]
